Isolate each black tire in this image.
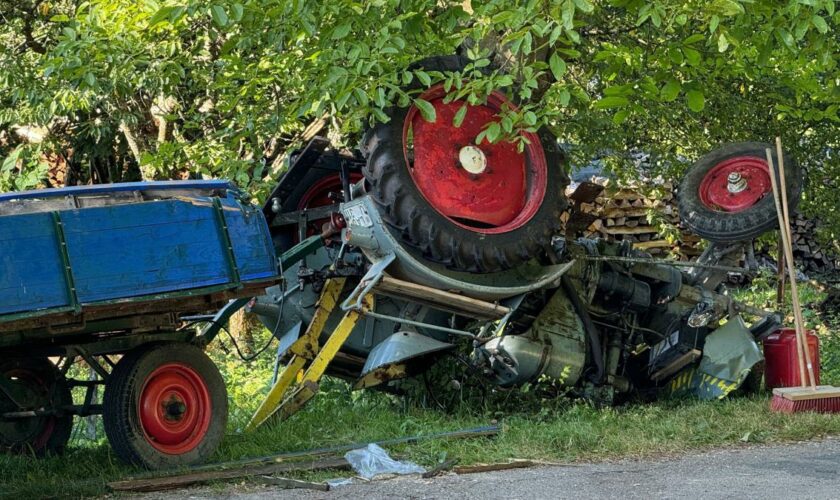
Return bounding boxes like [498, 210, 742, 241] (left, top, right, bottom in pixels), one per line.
[0, 358, 73, 456]
[678, 142, 802, 242]
[103, 343, 227, 469]
[362, 55, 569, 272]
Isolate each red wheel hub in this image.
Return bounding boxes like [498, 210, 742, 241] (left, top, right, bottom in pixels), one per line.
[403, 84, 548, 234]
[139, 363, 211, 455]
[698, 156, 771, 212]
[296, 173, 363, 240]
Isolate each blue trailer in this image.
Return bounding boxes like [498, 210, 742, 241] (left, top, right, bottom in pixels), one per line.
[0, 180, 279, 467]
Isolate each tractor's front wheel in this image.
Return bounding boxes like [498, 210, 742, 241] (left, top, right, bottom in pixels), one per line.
[103, 343, 227, 469]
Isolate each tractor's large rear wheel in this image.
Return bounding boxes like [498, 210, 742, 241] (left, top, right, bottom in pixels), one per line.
[363, 56, 569, 273]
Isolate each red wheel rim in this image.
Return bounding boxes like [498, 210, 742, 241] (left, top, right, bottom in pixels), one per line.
[296, 173, 363, 240]
[138, 363, 211, 455]
[403, 84, 548, 234]
[698, 156, 771, 212]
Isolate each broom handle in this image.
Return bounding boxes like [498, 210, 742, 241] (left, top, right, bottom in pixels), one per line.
[766, 148, 808, 388]
[775, 138, 816, 389]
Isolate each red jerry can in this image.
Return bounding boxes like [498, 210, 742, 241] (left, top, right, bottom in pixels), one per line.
[763, 328, 820, 389]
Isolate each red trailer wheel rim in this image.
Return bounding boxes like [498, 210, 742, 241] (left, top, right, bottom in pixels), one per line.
[403, 84, 548, 234]
[698, 156, 771, 212]
[138, 363, 211, 455]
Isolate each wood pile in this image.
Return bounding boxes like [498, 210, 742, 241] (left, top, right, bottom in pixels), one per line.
[563, 182, 702, 259]
[784, 212, 837, 274]
[564, 181, 837, 274]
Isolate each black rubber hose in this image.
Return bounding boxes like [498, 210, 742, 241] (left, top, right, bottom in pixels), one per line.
[561, 275, 605, 384]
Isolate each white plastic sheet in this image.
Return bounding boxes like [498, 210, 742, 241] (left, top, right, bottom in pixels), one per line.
[344, 443, 425, 479]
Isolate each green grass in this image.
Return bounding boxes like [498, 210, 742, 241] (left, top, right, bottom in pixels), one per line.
[2, 279, 840, 498]
[5, 392, 840, 498]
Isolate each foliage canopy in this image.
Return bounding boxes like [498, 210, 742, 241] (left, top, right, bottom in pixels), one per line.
[0, 0, 838, 236]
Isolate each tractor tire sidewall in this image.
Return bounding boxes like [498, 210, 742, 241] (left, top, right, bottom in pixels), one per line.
[103, 343, 227, 469]
[678, 142, 802, 242]
[0, 358, 73, 457]
[362, 55, 569, 272]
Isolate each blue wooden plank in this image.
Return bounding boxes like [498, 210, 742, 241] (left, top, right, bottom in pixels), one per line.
[0, 180, 234, 202]
[0, 212, 69, 315]
[0, 182, 278, 320]
[60, 200, 232, 303]
[218, 198, 277, 277]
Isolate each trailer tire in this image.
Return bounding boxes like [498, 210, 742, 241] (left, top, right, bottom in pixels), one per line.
[103, 343, 227, 469]
[678, 142, 802, 242]
[0, 358, 73, 456]
[362, 55, 569, 272]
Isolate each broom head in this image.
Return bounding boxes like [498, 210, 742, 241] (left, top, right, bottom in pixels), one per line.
[770, 386, 840, 414]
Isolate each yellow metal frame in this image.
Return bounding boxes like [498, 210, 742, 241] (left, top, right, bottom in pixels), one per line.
[246, 278, 373, 431]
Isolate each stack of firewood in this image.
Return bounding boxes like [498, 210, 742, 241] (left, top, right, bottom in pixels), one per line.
[787, 212, 837, 274]
[564, 182, 837, 273]
[563, 182, 702, 259]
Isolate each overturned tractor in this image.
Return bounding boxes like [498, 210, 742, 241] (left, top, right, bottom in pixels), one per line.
[241, 58, 797, 428]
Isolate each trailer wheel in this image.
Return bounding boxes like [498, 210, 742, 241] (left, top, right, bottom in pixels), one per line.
[0, 358, 73, 456]
[363, 55, 569, 272]
[678, 142, 802, 242]
[103, 343, 227, 469]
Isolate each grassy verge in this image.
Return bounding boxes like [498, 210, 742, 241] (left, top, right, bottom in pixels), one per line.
[2, 280, 839, 498]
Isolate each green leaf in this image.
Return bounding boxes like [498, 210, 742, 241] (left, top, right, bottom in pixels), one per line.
[683, 34, 706, 44]
[686, 90, 705, 112]
[594, 96, 629, 109]
[415, 70, 431, 87]
[150, 6, 178, 26]
[572, 0, 594, 13]
[558, 89, 571, 106]
[332, 23, 351, 39]
[210, 5, 228, 27]
[612, 109, 629, 125]
[549, 53, 567, 80]
[524, 111, 538, 126]
[231, 4, 244, 22]
[453, 104, 468, 127]
[710, 15, 720, 33]
[660, 78, 681, 102]
[812, 15, 828, 34]
[683, 47, 702, 66]
[718, 33, 729, 52]
[414, 98, 437, 122]
[484, 122, 501, 143]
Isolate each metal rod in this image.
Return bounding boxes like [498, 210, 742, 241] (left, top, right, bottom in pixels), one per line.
[580, 255, 748, 273]
[362, 311, 476, 338]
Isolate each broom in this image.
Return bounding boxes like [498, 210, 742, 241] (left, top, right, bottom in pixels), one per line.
[768, 137, 840, 413]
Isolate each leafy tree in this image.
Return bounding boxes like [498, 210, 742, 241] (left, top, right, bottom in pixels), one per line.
[0, 0, 837, 239]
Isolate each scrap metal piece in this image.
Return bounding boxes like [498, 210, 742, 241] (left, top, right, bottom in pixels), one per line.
[359, 331, 454, 378]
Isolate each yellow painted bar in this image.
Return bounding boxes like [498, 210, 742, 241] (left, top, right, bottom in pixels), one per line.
[245, 355, 305, 431]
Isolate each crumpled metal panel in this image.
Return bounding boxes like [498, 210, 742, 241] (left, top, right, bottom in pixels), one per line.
[361, 331, 454, 376]
[666, 315, 763, 400]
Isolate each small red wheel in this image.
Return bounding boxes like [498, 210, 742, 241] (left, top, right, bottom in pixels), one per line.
[138, 363, 211, 455]
[103, 343, 227, 469]
[697, 156, 771, 212]
[678, 142, 802, 242]
[403, 84, 548, 233]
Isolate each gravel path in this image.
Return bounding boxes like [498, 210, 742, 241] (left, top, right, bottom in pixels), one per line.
[144, 437, 840, 499]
